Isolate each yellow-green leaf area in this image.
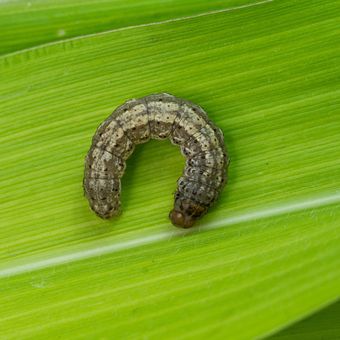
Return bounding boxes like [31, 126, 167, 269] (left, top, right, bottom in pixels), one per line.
[0, 0, 339, 338]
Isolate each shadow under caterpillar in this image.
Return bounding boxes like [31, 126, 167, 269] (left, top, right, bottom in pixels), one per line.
[84, 93, 229, 228]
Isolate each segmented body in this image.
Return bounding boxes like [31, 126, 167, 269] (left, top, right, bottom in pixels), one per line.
[84, 93, 229, 228]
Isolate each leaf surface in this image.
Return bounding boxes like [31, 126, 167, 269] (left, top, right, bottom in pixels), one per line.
[0, 0, 339, 338]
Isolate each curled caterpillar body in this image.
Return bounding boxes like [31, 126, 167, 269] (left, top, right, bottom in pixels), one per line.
[84, 93, 229, 228]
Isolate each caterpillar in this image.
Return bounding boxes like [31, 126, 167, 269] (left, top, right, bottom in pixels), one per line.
[83, 93, 229, 228]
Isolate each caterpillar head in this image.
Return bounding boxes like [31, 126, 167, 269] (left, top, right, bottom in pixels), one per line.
[169, 197, 207, 228]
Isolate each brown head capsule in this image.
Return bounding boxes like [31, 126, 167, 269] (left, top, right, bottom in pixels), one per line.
[83, 93, 229, 228]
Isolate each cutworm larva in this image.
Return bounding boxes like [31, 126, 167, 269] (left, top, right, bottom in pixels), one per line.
[84, 93, 229, 228]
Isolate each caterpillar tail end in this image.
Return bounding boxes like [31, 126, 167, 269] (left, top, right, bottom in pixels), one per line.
[95, 209, 120, 220]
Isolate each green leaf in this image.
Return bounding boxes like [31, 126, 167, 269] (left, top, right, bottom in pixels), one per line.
[0, 0, 252, 55]
[269, 300, 340, 339]
[1, 0, 339, 338]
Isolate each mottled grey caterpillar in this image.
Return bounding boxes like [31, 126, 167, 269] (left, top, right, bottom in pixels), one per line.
[84, 93, 229, 228]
